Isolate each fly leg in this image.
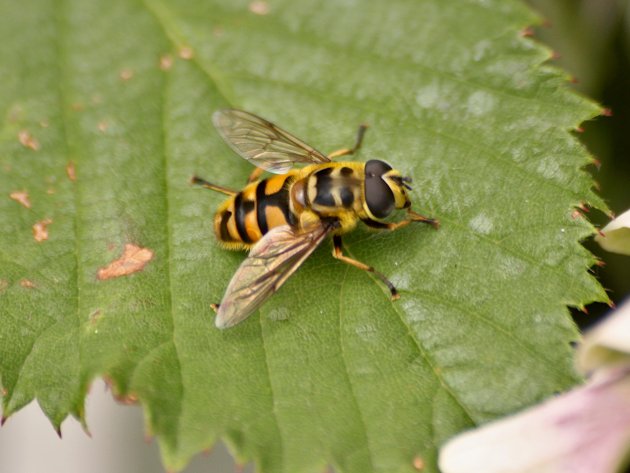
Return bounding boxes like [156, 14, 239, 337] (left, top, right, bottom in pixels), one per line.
[246, 167, 264, 183]
[327, 124, 369, 159]
[364, 209, 440, 231]
[332, 235, 399, 300]
[191, 176, 237, 196]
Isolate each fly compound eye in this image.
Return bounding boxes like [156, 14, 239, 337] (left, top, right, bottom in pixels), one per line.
[365, 160, 395, 219]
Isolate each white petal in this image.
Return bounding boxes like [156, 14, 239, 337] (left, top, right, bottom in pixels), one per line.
[595, 208, 630, 255]
[577, 300, 630, 373]
[439, 367, 630, 473]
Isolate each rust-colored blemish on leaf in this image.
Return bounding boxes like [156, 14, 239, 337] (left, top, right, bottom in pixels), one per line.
[413, 456, 425, 471]
[213, 26, 224, 38]
[33, 218, 53, 242]
[249, 0, 270, 15]
[159, 54, 173, 71]
[178, 46, 194, 60]
[97, 243, 154, 280]
[89, 309, 102, 325]
[119, 68, 134, 81]
[18, 130, 40, 150]
[9, 190, 31, 208]
[97, 120, 108, 133]
[20, 279, 36, 289]
[0, 279, 9, 293]
[66, 161, 77, 181]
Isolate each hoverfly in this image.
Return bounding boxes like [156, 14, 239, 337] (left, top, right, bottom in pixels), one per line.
[193, 109, 438, 329]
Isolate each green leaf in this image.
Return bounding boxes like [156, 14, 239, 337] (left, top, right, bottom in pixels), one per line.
[0, 0, 609, 472]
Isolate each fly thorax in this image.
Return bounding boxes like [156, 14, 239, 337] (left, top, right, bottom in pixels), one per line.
[307, 166, 360, 212]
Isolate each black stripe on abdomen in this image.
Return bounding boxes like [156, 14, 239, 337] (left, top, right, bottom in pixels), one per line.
[256, 178, 296, 235]
[219, 210, 232, 241]
[234, 192, 254, 243]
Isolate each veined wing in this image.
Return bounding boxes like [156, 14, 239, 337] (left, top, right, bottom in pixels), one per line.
[212, 109, 331, 174]
[215, 223, 335, 329]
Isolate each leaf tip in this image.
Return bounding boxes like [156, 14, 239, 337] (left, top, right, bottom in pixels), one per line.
[519, 26, 534, 38]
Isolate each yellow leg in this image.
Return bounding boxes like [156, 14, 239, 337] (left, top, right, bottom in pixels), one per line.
[247, 167, 264, 183]
[191, 176, 237, 196]
[364, 209, 439, 231]
[391, 209, 440, 230]
[327, 124, 368, 159]
[332, 235, 399, 300]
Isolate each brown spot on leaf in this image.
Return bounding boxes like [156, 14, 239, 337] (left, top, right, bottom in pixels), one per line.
[18, 130, 40, 150]
[413, 456, 425, 471]
[66, 161, 77, 181]
[20, 279, 36, 289]
[249, 0, 270, 15]
[9, 190, 31, 208]
[33, 218, 53, 242]
[119, 68, 134, 81]
[178, 46, 194, 60]
[159, 54, 173, 71]
[97, 120, 108, 133]
[97, 243, 154, 280]
[89, 309, 102, 325]
[0, 279, 9, 293]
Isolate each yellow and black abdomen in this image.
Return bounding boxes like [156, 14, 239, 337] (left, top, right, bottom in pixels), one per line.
[214, 173, 298, 249]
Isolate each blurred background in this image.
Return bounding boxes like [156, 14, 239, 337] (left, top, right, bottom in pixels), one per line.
[528, 0, 630, 329]
[1, 1, 628, 472]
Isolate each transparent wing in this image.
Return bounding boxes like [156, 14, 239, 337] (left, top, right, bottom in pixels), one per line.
[215, 223, 334, 329]
[212, 109, 331, 174]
